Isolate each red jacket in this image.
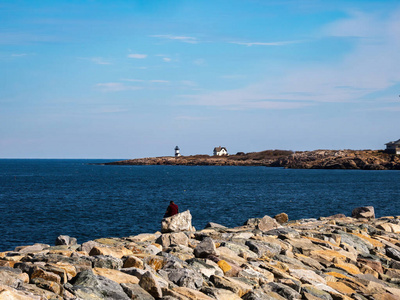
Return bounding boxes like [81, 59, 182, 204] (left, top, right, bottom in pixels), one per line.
[168, 203, 179, 216]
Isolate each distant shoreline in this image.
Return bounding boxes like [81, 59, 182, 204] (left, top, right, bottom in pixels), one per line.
[102, 149, 400, 170]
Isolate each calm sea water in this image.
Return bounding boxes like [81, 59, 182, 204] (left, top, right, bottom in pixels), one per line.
[1, 159, 400, 252]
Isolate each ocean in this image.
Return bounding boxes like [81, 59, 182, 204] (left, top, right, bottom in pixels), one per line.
[1, 159, 400, 252]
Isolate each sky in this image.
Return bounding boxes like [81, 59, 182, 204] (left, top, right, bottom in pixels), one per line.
[1, 0, 400, 159]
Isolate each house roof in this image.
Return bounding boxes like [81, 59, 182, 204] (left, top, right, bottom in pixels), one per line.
[213, 146, 227, 152]
[385, 139, 400, 146]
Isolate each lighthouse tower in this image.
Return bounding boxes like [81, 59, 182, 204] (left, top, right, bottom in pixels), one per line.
[174, 146, 181, 157]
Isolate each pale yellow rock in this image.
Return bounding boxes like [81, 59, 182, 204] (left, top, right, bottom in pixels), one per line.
[377, 223, 395, 232]
[48, 249, 73, 257]
[325, 272, 351, 280]
[327, 281, 356, 295]
[0, 284, 41, 300]
[289, 268, 326, 284]
[3, 255, 25, 262]
[93, 268, 140, 284]
[129, 233, 158, 242]
[31, 268, 61, 284]
[94, 237, 123, 246]
[123, 255, 144, 269]
[203, 287, 242, 300]
[89, 245, 133, 258]
[359, 265, 379, 278]
[217, 260, 232, 274]
[54, 262, 77, 280]
[310, 249, 347, 262]
[216, 247, 247, 265]
[145, 255, 167, 271]
[334, 262, 361, 275]
[173, 286, 215, 300]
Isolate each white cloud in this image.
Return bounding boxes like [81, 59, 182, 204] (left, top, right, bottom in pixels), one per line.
[90, 57, 111, 65]
[11, 53, 28, 57]
[150, 80, 169, 83]
[163, 57, 172, 62]
[121, 79, 169, 84]
[151, 35, 198, 44]
[230, 40, 303, 47]
[174, 116, 208, 121]
[127, 54, 147, 59]
[96, 82, 142, 92]
[193, 59, 205, 65]
[182, 9, 400, 110]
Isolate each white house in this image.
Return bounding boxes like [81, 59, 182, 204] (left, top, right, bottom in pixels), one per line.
[213, 146, 228, 156]
[174, 146, 181, 157]
[385, 139, 400, 154]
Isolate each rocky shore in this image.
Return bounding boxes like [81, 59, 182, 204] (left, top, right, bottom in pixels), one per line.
[3, 207, 400, 299]
[103, 150, 400, 170]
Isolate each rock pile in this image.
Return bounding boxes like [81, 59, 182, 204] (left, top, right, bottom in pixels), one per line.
[2, 208, 400, 299]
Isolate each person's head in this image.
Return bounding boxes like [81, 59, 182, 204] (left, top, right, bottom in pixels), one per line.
[170, 201, 174, 204]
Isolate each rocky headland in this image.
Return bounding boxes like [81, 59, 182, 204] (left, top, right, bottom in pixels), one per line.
[103, 150, 400, 170]
[3, 207, 400, 299]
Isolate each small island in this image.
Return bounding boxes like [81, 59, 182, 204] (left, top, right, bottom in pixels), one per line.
[103, 149, 400, 170]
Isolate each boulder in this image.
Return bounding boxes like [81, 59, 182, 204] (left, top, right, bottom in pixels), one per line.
[166, 268, 203, 289]
[122, 255, 144, 269]
[120, 283, 154, 300]
[161, 210, 194, 233]
[245, 240, 281, 258]
[201, 286, 242, 300]
[187, 258, 224, 278]
[266, 282, 302, 299]
[92, 255, 123, 269]
[0, 267, 27, 288]
[351, 206, 375, 219]
[274, 213, 289, 224]
[194, 237, 217, 258]
[0, 283, 42, 300]
[92, 268, 140, 284]
[55, 235, 77, 246]
[71, 269, 130, 300]
[139, 271, 163, 298]
[173, 286, 215, 300]
[89, 245, 132, 259]
[205, 222, 227, 229]
[257, 215, 282, 232]
[15, 244, 50, 254]
[156, 232, 189, 248]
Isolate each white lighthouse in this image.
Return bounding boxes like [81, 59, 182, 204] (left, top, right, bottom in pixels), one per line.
[174, 146, 181, 157]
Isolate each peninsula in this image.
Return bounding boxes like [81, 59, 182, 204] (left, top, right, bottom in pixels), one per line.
[103, 149, 400, 170]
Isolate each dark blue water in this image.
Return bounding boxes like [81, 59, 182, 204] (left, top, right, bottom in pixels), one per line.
[1, 159, 400, 252]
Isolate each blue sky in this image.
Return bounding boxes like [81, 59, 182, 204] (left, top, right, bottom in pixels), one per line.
[1, 0, 399, 158]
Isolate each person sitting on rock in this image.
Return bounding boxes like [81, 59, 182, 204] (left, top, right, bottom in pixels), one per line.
[164, 201, 179, 218]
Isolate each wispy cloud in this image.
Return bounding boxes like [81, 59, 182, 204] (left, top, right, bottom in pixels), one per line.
[174, 116, 208, 121]
[79, 57, 111, 65]
[96, 82, 142, 92]
[127, 53, 147, 59]
[90, 57, 111, 65]
[11, 53, 28, 57]
[230, 40, 303, 47]
[182, 9, 400, 111]
[122, 79, 169, 84]
[193, 59, 205, 65]
[151, 35, 198, 44]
